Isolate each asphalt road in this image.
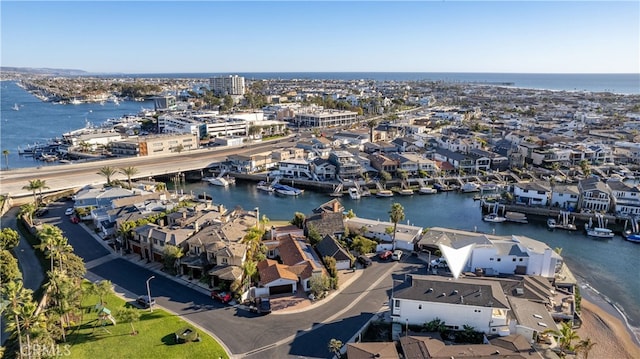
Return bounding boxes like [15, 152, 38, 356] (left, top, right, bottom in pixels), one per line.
[16, 199, 430, 358]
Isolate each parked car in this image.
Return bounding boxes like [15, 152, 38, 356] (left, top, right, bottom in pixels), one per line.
[378, 250, 393, 260]
[64, 207, 75, 216]
[249, 297, 272, 315]
[391, 250, 403, 261]
[136, 295, 156, 308]
[357, 255, 372, 267]
[211, 290, 232, 304]
[34, 208, 49, 217]
[431, 257, 448, 269]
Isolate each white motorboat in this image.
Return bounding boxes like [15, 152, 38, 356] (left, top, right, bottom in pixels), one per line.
[376, 190, 393, 197]
[483, 213, 507, 223]
[12, 103, 19, 111]
[397, 189, 414, 196]
[586, 227, 614, 239]
[256, 181, 274, 193]
[419, 186, 437, 195]
[460, 182, 480, 193]
[203, 177, 229, 187]
[273, 183, 303, 196]
[547, 218, 556, 230]
[348, 187, 361, 200]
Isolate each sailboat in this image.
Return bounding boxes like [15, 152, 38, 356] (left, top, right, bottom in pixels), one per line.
[12, 103, 20, 111]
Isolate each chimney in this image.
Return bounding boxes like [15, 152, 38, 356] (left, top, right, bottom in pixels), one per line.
[333, 201, 339, 213]
[194, 221, 199, 232]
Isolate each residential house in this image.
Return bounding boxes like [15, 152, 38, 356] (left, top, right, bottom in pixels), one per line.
[513, 181, 551, 206]
[333, 131, 369, 147]
[417, 227, 563, 279]
[346, 342, 399, 359]
[608, 180, 640, 215]
[279, 158, 314, 179]
[391, 275, 511, 335]
[432, 148, 476, 175]
[468, 148, 509, 171]
[550, 184, 580, 210]
[363, 141, 398, 154]
[368, 153, 398, 175]
[391, 137, 422, 153]
[311, 158, 337, 180]
[328, 150, 362, 179]
[315, 235, 353, 270]
[130, 223, 195, 262]
[577, 177, 612, 213]
[305, 212, 346, 239]
[345, 217, 423, 252]
[257, 234, 326, 295]
[399, 333, 534, 358]
[73, 186, 139, 210]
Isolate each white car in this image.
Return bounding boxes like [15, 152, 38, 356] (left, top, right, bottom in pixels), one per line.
[391, 250, 403, 261]
[64, 208, 75, 216]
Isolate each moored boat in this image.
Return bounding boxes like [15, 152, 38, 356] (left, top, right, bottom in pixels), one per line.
[419, 186, 437, 195]
[460, 182, 480, 193]
[376, 189, 394, 197]
[547, 218, 556, 230]
[273, 183, 303, 196]
[397, 189, 414, 196]
[483, 213, 507, 223]
[625, 234, 640, 243]
[203, 177, 229, 187]
[586, 227, 614, 239]
[256, 181, 274, 193]
[348, 187, 361, 200]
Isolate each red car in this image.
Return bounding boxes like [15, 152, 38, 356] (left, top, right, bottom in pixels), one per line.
[211, 290, 232, 304]
[378, 250, 393, 260]
[70, 215, 80, 224]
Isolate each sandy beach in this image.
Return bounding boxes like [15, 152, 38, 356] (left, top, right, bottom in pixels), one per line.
[574, 299, 640, 359]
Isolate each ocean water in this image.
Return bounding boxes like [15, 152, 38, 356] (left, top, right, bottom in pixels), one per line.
[112, 72, 640, 95]
[1, 75, 640, 334]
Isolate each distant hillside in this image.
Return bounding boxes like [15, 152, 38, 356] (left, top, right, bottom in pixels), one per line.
[1, 67, 89, 76]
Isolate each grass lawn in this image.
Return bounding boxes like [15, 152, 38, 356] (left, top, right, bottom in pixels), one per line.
[65, 282, 228, 359]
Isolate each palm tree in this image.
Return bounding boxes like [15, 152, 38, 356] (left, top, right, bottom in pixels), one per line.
[37, 224, 72, 270]
[389, 203, 405, 250]
[2, 280, 33, 356]
[2, 149, 9, 169]
[22, 179, 41, 205]
[119, 166, 139, 189]
[16, 300, 47, 359]
[19, 202, 37, 226]
[97, 166, 117, 186]
[543, 321, 580, 355]
[328, 338, 343, 358]
[575, 337, 597, 359]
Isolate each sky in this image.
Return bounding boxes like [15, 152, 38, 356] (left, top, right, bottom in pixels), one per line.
[1, 1, 638, 74]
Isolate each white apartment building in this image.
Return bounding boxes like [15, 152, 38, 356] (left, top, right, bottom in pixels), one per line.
[294, 109, 358, 128]
[210, 75, 245, 96]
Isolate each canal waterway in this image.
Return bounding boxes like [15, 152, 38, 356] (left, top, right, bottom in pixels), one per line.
[175, 178, 640, 332]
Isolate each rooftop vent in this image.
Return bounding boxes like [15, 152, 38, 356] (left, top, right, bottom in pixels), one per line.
[533, 314, 543, 319]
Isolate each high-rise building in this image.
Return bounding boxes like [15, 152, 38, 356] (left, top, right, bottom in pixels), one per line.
[210, 75, 245, 96]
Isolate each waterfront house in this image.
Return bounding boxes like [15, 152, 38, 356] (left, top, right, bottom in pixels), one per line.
[577, 177, 612, 213]
[328, 150, 362, 179]
[432, 148, 476, 175]
[468, 148, 509, 171]
[315, 235, 353, 270]
[368, 153, 398, 175]
[399, 333, 533, 358]
[608, 180, 640, 216]
[417, 227, 563, 279]
[278, 158, 314, 179]
[550, 184, 580, 210]
[311, 158, 337, 180]
[512, 181, 551, 206]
